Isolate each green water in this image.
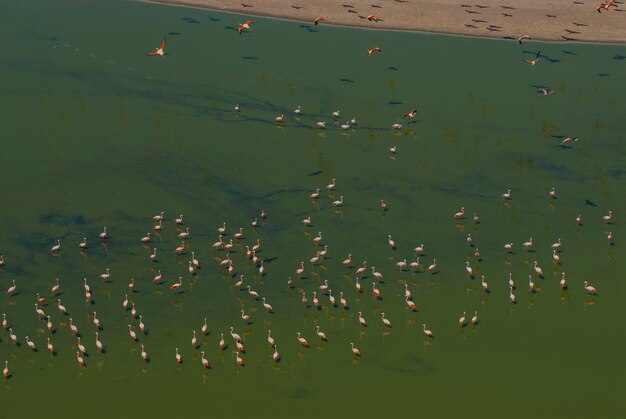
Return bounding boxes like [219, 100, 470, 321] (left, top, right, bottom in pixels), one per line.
[1, 0, 625, 417]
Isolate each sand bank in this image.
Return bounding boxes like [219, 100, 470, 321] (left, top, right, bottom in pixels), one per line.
[147, 0, 626, 44]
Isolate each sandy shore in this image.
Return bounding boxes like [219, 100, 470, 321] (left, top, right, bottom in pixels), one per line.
[146, 0, 626, 44]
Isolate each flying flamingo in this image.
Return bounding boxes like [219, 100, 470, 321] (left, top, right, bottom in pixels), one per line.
[367, 47, 381, 56]
[148, 37, 166, 56]
[238, 20, 252, 34]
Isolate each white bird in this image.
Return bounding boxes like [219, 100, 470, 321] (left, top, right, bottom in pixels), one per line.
[381, 312, 392, 327]
[315, 325, 327, 341]
[583, 281, 597, 295]
[459, 311, 467, 327]
[471, 311, 479, 325]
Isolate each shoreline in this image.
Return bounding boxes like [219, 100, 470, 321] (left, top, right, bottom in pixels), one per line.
[144, 0, 626, 45]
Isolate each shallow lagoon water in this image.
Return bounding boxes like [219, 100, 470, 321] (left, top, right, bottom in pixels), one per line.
[1, 0, 625, 417]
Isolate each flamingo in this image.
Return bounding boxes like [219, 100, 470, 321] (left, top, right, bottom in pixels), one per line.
[200, 351, 210, 369]
[267, 330, 275, 347]
[150, 248, 157, 261]
[191, 331, 197, 347]
[428, 259, 438, 273]
[509, 287, 517, 303]
[355, 278, 362, 293]
[93, 311, 100, 329]
[170, 277, 183, 290]
[453, 206, 465, 219]
[47, 337, 54, 352]
[342, 254, 352, 268]
[466, 261, 473, 277]
[396, 259, 407, 271]
[302, 216, 312, 226]
[0, 255, 4, 266]
[8, 328, 17, 344]
[367, 14, 379, 21]
[57, 299, 67, 315]
[583, 281, 597, 295]
[404, 284, 412, 300]
[77, 337, 87, 354]
[350, 342, 361, 357]
[153, 270, 162, 283]
[152, 211, 164, 221]
[522, 237, 533, 251]
[273, 345, 280, 362]
[238, 20, 252, 34]
[372, 282, 381, 299]
[391, 123, 402, 130]
[51, 278, 60, 295]
[296, 332, 308, 347]
[99, 268, 110, 281]
[422, 324, 434, 338]
[381, 313, 392, 327]
[473, 212, 480, 223]
[2, 361, 7, 378]
[328, 290, 336, 306]
[34, 303, 45, 317]
[560, 272, 567, 290]
[141, 344, 148, 361]
[247, 286, 259, 300]
[229, 327, 241, 342]
[212, 236, 224, 249]
[517, 34, 530, 44]
[504, 242, 513, 251]
[217, 222, 227, 234]
[481, 275, 489, 292]
[508, 273, 515, 289]
[529, 275, 535, 293]
[190, 252, 200, 268]
[552, 250, 561, 264]
[175, 214, 184, 224]
[234, 275, 244, 287]
[316, 325, 327, 341]
[367, 46, 381, 55]
[1, 313, 6, 329]
[371, 267, 383, 282]
[51, 239, 61, 252]
[153, 220, 163, 231]
[339, 292, 348, 308]
[296, 261, 305, 277]
[128, 325, 137, 341]
[79, 237, 87, 249]
[358, 311, 367, 327]
[502, 189, 512, 200]
[175, 348, 182, 364]
[6, 280, 16, 295]
[202, 318, 208, 335]
[549, 187, 556, 198]
[25, 336, 36, 350]
[523, 51, 541, 65]
[414, 244, 425, 255]
[46, 316, 53, 331]
[294, 105, 302, 114]
[576, 214, 583, 225]
[356, 261, 368, 275]
[234, 351, 244, 366]
[332, 196, 344, 207]
[275, 114, 284, 123]
[76, 351, 85, 366]
[533, 261, 543, 277]
[178, 228, 190, 239]
[219, 333, 226, 350]
[148, 37, 166, 56]
[388, 235, 396, 249]
[471, 311, 479, 325]
[459, 311, 467, 327]
[602, 211, 613, 223]
[139, 315, 145, 333]
[99, 226, 108, 239]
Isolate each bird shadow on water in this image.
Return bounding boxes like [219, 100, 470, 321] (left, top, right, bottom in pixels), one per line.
[339, 78, 355, 83]
[298, 24, 318, 33]
[242, 56, 259, 60]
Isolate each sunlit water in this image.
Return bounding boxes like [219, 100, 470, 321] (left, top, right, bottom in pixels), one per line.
[1, 0, 625, 417]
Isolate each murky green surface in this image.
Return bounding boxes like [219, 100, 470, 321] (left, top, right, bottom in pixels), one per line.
[1, 0, 625, 417]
